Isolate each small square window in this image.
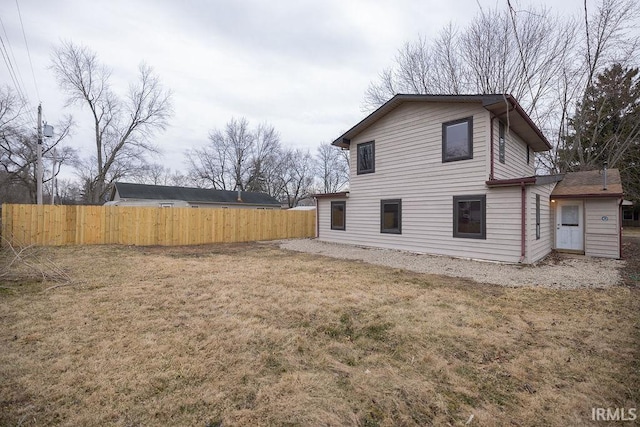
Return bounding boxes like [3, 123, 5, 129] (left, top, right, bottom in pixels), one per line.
[498, 122, 506, 164]
[331, 201, 346, 230]
[453, 195, 486, 239]
[380, 199, 401, 234]
[357, 141, 375, 174]
[442, 117, 473, 162]
[623, 209, 633, 220]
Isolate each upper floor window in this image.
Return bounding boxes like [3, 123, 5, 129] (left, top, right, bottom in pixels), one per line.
[357, 141, 375, 174]
[527, 146, 531, 164]
[442, 117, 473, 162]
[453, 195, 486, 239]
[498, 121, 506, 164]
[380, 199, 401, 234]
[331, 201, 346, 230]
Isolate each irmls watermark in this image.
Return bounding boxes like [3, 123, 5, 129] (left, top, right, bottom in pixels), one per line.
[592, 407, 637, 422]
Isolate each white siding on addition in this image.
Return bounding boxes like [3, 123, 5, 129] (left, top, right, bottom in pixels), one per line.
[584, 198, 620, 258]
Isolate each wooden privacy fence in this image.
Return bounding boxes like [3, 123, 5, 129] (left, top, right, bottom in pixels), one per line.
[1, 204, 316, 246]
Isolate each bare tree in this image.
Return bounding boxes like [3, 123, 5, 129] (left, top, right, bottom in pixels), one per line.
[0, 86, 76, 203]
[51, 41, 173, 204]
[363, 0, 639, 175]
[315, 143, 349, 193]
[281, 148, 315, 207]
[186, 117, 285, 195]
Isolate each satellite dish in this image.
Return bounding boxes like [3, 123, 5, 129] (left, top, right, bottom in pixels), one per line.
[43, 124, 54, 138]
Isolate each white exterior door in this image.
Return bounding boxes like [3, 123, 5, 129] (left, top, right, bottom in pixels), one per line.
[556, 200, 584, 251]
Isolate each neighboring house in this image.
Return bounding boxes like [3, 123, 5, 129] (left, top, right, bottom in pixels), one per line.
[622, 202, 639, 227]
[107, 182, 281, 209]
[314, 94, 624, 263]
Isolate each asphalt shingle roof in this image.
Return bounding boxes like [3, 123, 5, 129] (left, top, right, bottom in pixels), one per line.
[112, 182, 281, 206]
[551, 169, 623, 198]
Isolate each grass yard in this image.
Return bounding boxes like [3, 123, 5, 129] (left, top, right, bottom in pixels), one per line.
[1, 242, 639, 426]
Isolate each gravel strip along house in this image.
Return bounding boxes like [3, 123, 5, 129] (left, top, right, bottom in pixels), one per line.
[314, 94, 624, 263]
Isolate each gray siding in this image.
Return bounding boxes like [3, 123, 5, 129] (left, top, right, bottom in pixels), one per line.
[317, 197, 350, 243]
[492, 120, 536, 180]
[527, 184, 556, 263]
[318, 102, 533, 263]
[584, 198, 620, 258]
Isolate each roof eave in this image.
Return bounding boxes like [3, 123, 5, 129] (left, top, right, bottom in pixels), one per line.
[551, 193, 624, 199]
[485, 176, 537, 187]
[482, 95, 552, 152]
[312, 192, 350, 199]
[331, 94, 551, 152]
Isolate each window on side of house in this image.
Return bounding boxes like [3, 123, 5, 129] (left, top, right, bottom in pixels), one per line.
[623, 209, 633, 220]
[442, 117, 473, 162]
[453, 195, 486, 239]
[331, 201, 346, 230]
[380, 199, 401, 234]
[526, 146, 531, 164]
[357, 141, 375, 174]
[535, 194, 541, 240]
[498, 121, 506, 164]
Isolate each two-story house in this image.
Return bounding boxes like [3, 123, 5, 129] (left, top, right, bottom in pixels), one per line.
[314, 94, 623, 263]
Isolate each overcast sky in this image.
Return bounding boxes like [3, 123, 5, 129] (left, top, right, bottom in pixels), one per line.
[2, 0, 599, 178]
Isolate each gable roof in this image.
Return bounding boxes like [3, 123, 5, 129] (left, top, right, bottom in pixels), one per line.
[111, 182, 281, 206]
[551, 169, 624, 198]
[332, 94, 552, 152]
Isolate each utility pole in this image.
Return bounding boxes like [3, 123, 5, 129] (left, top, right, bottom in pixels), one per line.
[36, 104, 43, 205]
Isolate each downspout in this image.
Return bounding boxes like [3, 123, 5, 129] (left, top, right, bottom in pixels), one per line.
[490, 114, 496, 180]
[619, 198, 623, 259]
[315, 197, 319, 238]
[520, 181, 526, 263]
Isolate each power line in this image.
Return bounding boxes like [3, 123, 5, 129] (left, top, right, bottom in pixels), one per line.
[15, 0, 41, 102]
[0, 11, 37, 127]
[0, 14, 30, 104]
[0, 33, 37, 125]
[0, 35, 24, 97]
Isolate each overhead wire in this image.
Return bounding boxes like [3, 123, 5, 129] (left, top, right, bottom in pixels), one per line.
[0, 33, 36, 125]
[15, 0, 41, 102]
[0, 14, 30, 102]
[0, 4, 38, 128]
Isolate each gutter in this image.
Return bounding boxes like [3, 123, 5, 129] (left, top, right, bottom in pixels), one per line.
[486, 176, 537, 187]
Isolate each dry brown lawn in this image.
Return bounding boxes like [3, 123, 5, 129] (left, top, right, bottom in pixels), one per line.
[1, 242, 638, 426]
